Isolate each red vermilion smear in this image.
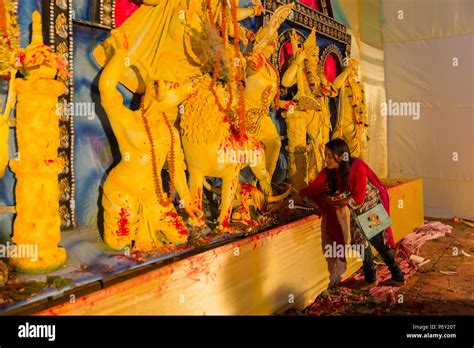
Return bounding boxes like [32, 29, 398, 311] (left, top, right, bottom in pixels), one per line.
[197, 187, 203, 210]
[222, 205, 233, 227]
[0, 2, 6, 33]
[116, 208, 130, 236]
[240, 183, 259, 195]
[185, 251, 218, 282]
[165, 210, 188, 236]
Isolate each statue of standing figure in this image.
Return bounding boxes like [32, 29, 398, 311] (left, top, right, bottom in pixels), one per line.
[281, 28, 338, 190]
[331, 58, 369, 159]
[98, 30, 202, 251]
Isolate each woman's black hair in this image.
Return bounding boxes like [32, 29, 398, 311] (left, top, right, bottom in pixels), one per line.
[325, 138, 353, 195]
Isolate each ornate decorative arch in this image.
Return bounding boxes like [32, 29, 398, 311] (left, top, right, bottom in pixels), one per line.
[264, 0, 351, 46]
[276, 28, 305, 69]
[320, 43, 344, 69]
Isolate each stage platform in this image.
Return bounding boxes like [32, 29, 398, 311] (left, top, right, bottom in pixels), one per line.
[1, 178, 424, 315]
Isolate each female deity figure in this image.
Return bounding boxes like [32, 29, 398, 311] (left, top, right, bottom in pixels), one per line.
[244, 28, 282, 180]
[99, 30, 201, 251]
[281, 28, 338, 190]
[93, 0, 263, 94]
[331, 59, 368, 159]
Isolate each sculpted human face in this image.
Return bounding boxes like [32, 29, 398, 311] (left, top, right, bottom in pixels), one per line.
[308, 49, 319, 64]
[303, 47, 319, 72]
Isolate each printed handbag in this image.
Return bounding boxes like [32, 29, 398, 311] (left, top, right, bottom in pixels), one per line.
[351, 203, 391, 240]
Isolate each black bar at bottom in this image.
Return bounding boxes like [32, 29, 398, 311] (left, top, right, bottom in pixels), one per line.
[0, 315, 472, 346]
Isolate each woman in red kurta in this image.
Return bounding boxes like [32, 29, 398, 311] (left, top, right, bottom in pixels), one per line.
[299, 139, 405, 287]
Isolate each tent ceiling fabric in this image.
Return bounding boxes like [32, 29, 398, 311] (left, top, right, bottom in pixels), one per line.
[382, 0, 474, 219]
[381, 0, 474, 43]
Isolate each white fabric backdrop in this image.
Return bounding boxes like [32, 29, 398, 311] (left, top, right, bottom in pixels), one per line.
[360, 41, 389, 177]
[381, 0, 474, 219]
[334, 1, 390, 177]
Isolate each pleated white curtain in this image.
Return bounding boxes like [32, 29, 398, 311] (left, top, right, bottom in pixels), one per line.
[382, 0, 474, 219]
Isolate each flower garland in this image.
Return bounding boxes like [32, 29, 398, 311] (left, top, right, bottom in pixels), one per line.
[140, 101, 176, 207]
[230, 0, 247, 140]
[0, 0, 19, 76]
[303, 58, 322, 98]
[347, 75, 367, 124]
[205, 0, 214, 25]
[15, 45, 69, 79]
[209, 0, 232, 116]
[206, 0, 248, 142]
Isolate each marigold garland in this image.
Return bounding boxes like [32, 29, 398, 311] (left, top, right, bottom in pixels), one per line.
[205, 0, 249, 142]
[0, 0, 20, 76]
[140, 101, 176, 207]
[230, 0, 247, 140]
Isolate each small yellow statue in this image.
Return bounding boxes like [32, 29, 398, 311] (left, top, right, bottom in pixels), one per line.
[93, 0, 262, 93]
[9, 11, 67, 273]
[98, 30, 201, 251]
[331, 58, 368, 159]
[281, 28, 338, 190]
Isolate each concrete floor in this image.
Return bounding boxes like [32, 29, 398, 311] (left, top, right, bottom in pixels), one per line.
[288, 218, 474, 316]
[394, 219, 474, 315]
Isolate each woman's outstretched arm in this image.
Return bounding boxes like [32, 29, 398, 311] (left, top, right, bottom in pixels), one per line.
[299, 169, 329, 198]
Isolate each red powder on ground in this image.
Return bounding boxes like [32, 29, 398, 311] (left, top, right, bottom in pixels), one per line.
[165, 210, 188, 237]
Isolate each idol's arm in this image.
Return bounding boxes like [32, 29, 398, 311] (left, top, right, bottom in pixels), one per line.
[281, 54, 304, 88]
[332, 65, 352, 90]
[236, 0, 263, 20]
[98, 30, 130, 119]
